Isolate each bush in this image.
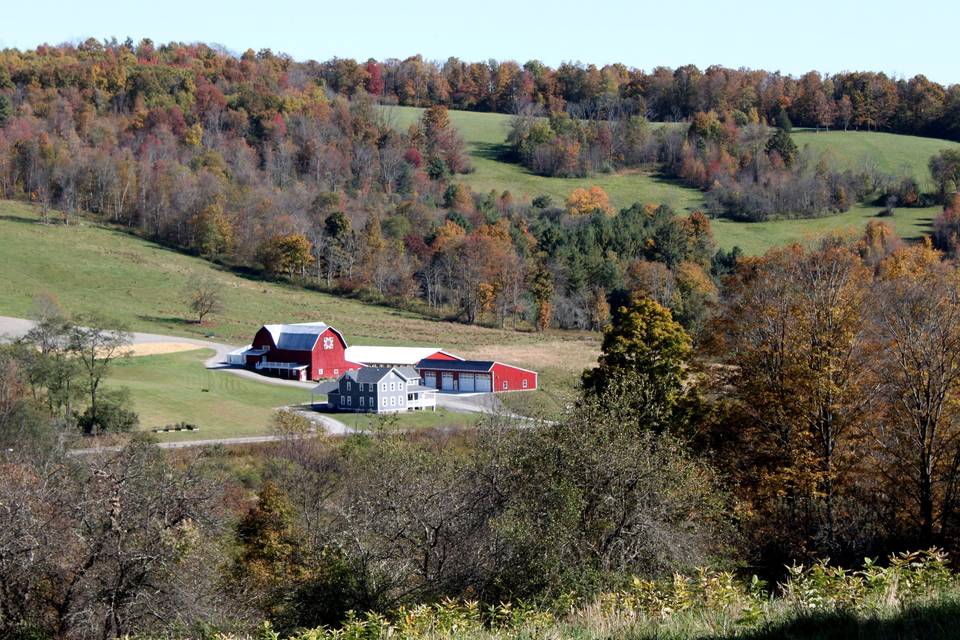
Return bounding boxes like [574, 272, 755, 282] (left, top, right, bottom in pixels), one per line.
[75, 390, 139, 435]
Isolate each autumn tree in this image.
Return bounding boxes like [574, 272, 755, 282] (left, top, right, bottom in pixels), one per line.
[716, 242, 873, 557]
[582, 297, 692, 433]
[867, 244, 960, 544]
[565, 185, 612, 216]
[258, 233, 314, 278]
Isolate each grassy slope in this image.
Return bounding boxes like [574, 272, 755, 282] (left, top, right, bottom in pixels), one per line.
[794, 129, 960, 191]
[386, 106, 952, 253]
[0, 201, 592, 431]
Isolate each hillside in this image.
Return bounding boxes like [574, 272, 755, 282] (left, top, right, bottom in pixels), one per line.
[0, 201, 597, 404]
[387, 106, 952, 253]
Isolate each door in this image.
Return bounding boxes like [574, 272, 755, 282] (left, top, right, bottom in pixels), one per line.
[441, 372, 455, 391]
[475, 374, 492, 392]
[423, 372, 437, 388]
[459, 373, 475, 392]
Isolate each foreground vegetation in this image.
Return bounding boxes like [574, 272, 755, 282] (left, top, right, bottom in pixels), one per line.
[218, 550, 959, 640]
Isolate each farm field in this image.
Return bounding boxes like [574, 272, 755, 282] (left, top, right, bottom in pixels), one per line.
[386, 106, 951, 253]
[104, 348, 310, 440]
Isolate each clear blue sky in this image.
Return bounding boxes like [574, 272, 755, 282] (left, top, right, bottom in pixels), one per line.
[4, 0, 958, 84]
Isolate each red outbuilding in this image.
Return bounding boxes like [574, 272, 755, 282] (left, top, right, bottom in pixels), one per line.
[234, 322, 361, 381]
[416, 359, 538, 393]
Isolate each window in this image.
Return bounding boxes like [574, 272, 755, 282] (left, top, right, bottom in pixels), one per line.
[359, 396, 365, 407]
[382, 383, 387, 391]
[502, 381, 508, 390]
[522, 379, 528, 389]
[334, 369, 339, 375]
[390, 396, 396, 406]
[318, 368, 323, 376]
[390, 382, 395, 391]
[399, 382, 404, 391]
[369, 396, 374, 406]
[382, 398, 387, 407]
[346, 381, 351, 391]
[346, 395, 352, 406]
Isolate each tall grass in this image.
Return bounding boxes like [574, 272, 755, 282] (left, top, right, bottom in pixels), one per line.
[201, 550, 960, 640]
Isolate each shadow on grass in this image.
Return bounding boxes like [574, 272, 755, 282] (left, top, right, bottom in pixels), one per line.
[136, 315, 196, 329]
[710, 600, 960, 640]
[0, 213, 50, 224]
[471, 141, 517, 163]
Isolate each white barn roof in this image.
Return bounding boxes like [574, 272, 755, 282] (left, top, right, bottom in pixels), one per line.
[262, 322, 331, 351]
[345, 345, 460, 367]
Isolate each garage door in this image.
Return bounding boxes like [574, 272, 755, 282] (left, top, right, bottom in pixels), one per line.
[423, 372, 437, 389]
[441, 372, 455, 391]
[459, 373, 475, 392]
[475, 374, 492, 392]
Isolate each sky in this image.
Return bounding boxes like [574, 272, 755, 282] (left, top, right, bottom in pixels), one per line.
[3, 0, 959, 84]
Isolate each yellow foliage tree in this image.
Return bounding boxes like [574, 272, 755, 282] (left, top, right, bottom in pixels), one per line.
[565, 186, 613, 216]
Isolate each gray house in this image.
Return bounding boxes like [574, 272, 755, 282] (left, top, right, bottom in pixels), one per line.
[321, 367, 436, 413]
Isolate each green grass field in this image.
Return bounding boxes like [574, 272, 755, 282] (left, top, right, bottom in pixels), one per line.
[794, 129, 960, 191]
[104, 348, 310, 440]
[385, 106, 953, 253]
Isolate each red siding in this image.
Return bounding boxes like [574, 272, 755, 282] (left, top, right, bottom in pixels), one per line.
[491, 362, 538, 392]
[427, 351, 461, 361]
[311, 328, 361, 380]
[248, 325, 360, 381]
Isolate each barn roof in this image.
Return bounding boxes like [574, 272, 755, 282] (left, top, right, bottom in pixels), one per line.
[345, 345, 459, 366]
[344, 366, 419, 384]
[417, 359, 496, 373]
[262, 322, 332, 351]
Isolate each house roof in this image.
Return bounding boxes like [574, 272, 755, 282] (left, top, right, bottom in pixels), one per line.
[262, 322, 332, 351]
[343, 366, 420, 384]
[417, 359, 496, 373]
[312, 380, 339, 394]
[345, 345, 461, 366]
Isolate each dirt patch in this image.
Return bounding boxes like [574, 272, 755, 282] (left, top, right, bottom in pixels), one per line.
[459, 340, 600, 372]
[123, 342, 201, 357]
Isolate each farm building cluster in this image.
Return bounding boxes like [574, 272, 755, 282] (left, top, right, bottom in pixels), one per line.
[228, 322, 537, 414]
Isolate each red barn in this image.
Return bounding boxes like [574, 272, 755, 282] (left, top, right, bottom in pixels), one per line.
[236, 323, 360, 381]
[416, 359, 538, 393]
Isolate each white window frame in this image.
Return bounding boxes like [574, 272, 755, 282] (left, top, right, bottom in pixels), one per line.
[390, 396, 396, 406]
[359, 396, 365, 407]
[382, 383, 387, 391]
[502, 381, 508, 390]
[334, 369, 339, 375]
[522, 379, 528, 389]
[346, 395, 352, 406]
[382, 397, 387, 407]
[346, 381, 351, 391]
[399, 382, 404, 391]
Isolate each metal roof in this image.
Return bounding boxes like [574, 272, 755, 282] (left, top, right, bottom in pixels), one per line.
[262, 322, 330, 351]
[417, 359, 495, 373]
[345, 345, 459, 366]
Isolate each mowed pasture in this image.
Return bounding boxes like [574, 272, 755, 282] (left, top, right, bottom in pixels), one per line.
[0, 201, 593, 414]
[385, 105, 953, 253]
[104, 348, 310, 440]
